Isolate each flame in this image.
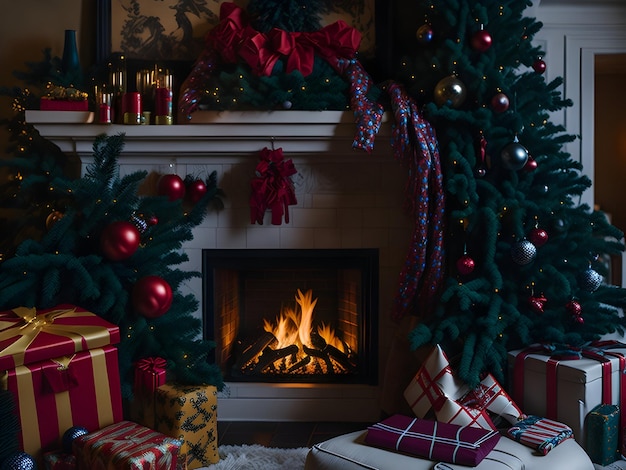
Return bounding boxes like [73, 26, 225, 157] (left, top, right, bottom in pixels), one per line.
[258, 289, 350, 375]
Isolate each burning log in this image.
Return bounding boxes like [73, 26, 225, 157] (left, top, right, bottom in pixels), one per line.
[325, 344, 357, 373]
[287, 355, 311, 373]
[252, 344, 299, 374]
[303, 344, 334, 374]
[234, 331, 277, 371]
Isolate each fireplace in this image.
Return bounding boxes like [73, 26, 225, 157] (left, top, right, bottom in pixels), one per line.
[203, 248, 379, 386]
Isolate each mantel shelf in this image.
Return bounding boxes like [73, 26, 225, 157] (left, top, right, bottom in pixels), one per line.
[27, 110, 393, 160]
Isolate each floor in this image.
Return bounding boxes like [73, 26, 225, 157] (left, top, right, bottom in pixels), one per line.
[217, 420, 374, 448]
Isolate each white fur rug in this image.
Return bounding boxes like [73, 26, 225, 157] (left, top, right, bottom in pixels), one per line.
[200, 444, 309, 470]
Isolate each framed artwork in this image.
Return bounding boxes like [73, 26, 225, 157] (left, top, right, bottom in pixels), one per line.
[97, 0, 379, 64]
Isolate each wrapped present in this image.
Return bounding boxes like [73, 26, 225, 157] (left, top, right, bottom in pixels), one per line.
[509, 341, 626, 450]
[459, 373, 526, 425]
[130, 357, 168, 427]
[364, 414, 501, 467]
[153, 383, 219, 469]
[43, 451, 76, 470]
[404, 345, 497, 430]
[404, 344, 467, 419]
[0, 305, 123, 456]
[507, 415, 573, 455]
[39, 98, 89, 111]
[73, 420, 181, 470]
[585, 404, 620, 465]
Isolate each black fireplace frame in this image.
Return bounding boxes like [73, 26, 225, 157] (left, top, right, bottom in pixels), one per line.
[202, 248, 379, 385]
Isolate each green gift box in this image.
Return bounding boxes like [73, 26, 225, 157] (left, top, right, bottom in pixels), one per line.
[584, 403, 620, 465]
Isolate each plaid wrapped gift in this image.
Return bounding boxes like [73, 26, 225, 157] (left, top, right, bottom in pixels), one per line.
[507, 415, 573, 455]
[585, 404, 620, 465]
[153, 383, 219, 468]
[365, 414, 501, 466]
[0, 305, 123, 456]
[404, 345, 496, 430]
[73, 420, 181, 470]
[460, 373, 526, 425]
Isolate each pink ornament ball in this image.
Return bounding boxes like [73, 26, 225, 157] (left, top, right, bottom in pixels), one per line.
[132, 275, 173, 318]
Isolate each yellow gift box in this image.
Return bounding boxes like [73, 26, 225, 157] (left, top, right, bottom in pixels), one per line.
[153, 383, 219, 468]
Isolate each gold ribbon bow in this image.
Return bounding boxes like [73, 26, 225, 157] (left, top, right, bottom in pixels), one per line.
[0, 306, 114, 368]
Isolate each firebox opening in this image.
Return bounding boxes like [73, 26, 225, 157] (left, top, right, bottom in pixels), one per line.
[203, 249, 379, 385]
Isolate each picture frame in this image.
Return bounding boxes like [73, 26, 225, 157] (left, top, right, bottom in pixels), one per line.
[95, 0, 384, 74]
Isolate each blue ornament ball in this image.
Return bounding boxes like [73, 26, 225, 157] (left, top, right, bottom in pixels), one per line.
[62, 425, 89, 453]
[0, 452, 36, 470]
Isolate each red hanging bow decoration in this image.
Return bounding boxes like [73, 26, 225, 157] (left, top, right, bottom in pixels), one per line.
[250, 147, 297, 225]
[209, 2, 361, 76]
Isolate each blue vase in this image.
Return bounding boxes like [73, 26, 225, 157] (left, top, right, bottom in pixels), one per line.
[62, 29, 82, 82]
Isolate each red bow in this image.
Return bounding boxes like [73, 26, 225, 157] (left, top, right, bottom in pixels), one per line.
[250, 147, 297, 225]
[134, 356, 167, 394]
[209, 2, 361, 76]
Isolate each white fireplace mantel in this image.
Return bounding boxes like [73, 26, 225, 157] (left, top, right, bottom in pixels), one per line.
[26, 110, 393, 160]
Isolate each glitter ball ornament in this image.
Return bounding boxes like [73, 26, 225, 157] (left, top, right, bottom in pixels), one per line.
[490, 92, 509, 113]
[416, 24, 434, 43]
[529, 294, 547, 313]
[530, 228, 548, 247]
[62, 426, 89, 453]
[471, 29, 492, 52]
[566, 299, 582, 316]
[500, 138, 529, 170]
[456, 254, 475, 275]
[580, 268, 603, 292]
[434, 75, 467, 108]
[0, 452, 37, 470]
[511, 240, 537, 265]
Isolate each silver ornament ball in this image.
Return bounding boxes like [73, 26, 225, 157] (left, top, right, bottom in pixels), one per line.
[580, 268, 603, 292]
[500, 141, 529, 170]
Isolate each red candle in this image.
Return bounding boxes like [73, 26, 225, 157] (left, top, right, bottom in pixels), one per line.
[155, 87, 173, 125]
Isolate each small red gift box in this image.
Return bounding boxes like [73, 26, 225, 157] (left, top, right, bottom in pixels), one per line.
[365, 414, 501, 466]
[73, 420, 181, 470]
[0, 305, 123, 456]
[40, 97, 88, 111]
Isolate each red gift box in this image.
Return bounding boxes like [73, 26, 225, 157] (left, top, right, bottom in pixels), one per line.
[134, 356, 168, 395]
[0, 305, 120, 370]
[0, 305, 122, 456]
[365, 414, 501, 466]
[40, 97, 88, 111]
[73, 420, 181, 470]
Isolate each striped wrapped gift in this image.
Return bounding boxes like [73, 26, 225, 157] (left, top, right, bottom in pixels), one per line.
[507, 415, 573, 455]
[364, 414, 501, 466]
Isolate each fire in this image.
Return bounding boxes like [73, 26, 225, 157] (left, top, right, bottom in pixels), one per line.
[237, 288, 356, 376]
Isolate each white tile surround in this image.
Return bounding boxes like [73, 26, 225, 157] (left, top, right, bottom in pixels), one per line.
[29, 110, 413, 422]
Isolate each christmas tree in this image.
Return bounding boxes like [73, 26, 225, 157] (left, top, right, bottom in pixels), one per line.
[0, 132, 225, 398]
[385, 0, 626, 388]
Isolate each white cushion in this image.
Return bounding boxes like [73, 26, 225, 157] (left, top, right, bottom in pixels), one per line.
[305, 430, 594, 470]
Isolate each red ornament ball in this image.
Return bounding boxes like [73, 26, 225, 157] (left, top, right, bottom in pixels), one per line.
[471, 30, 492, 52]
[186, 179, 208, 204]
[566, 299, 582, 316]
[533, 58, 547, 74]
[523, 157, 538, 172]
[456, 254, 475, 276]
[490, 93, 509, 113]
[528, 294, 547, 314]
[132, 275, 173, 318]
[100, 221, 140, 261]
[157, 174, 186, 201]
[530, 228, 548, 247]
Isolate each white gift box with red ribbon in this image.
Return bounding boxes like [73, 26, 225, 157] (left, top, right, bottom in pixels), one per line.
[508, 341, 626, 451]
[404, 345, 523, 430]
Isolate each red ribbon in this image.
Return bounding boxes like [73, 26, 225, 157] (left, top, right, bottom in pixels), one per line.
[250, 147, 297, 225]
[209, 2, 361, 77]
